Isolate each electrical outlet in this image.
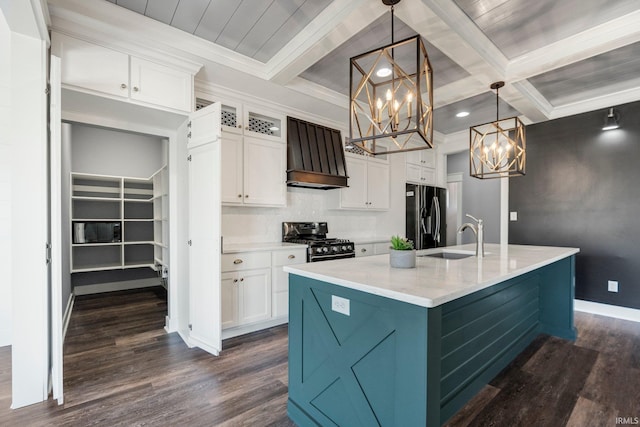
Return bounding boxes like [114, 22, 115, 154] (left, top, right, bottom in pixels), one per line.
[510, 211, 518, 221]
[608, 280, 618, 293]
[331, 295, 350, 316]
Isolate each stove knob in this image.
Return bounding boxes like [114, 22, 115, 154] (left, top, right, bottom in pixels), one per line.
[341, 246, 347, 251]
[332, 246, 338, 252]
[316, 248, 323, 254]
[322, 247, 328, 253]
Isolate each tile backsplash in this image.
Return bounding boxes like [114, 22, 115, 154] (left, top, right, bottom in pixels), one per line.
[222, 186, 392, 244]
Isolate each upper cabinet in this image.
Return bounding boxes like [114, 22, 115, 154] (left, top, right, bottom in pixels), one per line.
[216, 99, 286, 207]
[219, 100, 285, 143]
[52, 32, 198, 113]
[334, 153, 390, 210]
[406, 148, 436, 186]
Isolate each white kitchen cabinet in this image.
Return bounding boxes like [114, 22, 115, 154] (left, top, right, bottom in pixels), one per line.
[374, 242, 390, 255]
[336, 154, 389, 210]
[52, 32, 195, 113]
[130, 57, 192, 112]
[221, 133, 286, 207]
[406, 149, 436, 185]
[221, 272, 239, 329]
[355, 243, 374, 257]
[221, 252, 272, 329]
[355, 241, 390, 257]
[272, 248, 307, 318]
[217, 99, 284, 142]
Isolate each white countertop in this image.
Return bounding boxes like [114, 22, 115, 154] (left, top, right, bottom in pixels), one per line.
[283, 244, 579, 308]
[223, 242, 307, 254]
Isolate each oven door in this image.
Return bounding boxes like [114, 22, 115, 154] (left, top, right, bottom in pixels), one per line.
[309, 252, 355, 262]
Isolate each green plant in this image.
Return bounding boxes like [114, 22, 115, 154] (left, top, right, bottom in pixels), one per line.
[390, 235, 414, 251]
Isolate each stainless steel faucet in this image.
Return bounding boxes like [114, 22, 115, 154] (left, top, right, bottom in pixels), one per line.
[457, 214, 484, 258]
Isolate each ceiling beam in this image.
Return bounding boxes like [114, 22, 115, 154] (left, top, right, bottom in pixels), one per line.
[266, 0, 384, 86]
[508, 10, 640, 82]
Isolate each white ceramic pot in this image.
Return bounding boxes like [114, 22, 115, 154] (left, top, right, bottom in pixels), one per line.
[389, 249, 416, 268]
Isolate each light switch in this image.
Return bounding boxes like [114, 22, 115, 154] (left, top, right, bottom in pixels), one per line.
[510, 211, 518, 221]
[331, 295, 350, 316]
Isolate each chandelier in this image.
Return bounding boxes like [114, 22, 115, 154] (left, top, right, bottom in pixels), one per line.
[348, 0, 433, 156]
[469, 81, 526, 179]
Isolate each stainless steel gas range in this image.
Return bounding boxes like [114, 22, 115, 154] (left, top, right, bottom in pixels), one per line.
[282, 222, 355, 262]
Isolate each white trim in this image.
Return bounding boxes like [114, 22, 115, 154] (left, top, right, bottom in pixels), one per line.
[221, 317, 288, 341]
[73, 277, 161, 296]
[574, 299, 640, 323]
[195, 80, 347, 132]
[62, 293, 75, 340]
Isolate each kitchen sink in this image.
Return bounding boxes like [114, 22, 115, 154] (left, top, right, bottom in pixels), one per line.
[418, 250, 475, 260]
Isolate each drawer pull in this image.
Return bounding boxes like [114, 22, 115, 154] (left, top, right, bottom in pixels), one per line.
[288, 254, 295, 259]
[233, 259, 243, 264]
[240, 277, 244, 282]
[233, 279, 238, 283]
[361, 248, 367, 253]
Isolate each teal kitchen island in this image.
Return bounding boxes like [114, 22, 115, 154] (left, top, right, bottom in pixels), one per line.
[284, 244, 579, 426]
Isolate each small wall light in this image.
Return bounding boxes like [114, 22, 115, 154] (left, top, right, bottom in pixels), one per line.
[602, 108, 620, 131]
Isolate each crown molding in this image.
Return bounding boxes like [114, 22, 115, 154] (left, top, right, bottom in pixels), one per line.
[549, 83, 640, 120]
[508, 10, 640, 81]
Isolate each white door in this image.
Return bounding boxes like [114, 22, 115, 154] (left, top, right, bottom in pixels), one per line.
[238, 268, 271, 325]
[242, 137, 286, 206]
[220, 132, 243, 204]
[50, 55, 64, 405]
[367, 161, 390, 210]
[187, 102, 222, 356]
[341, 155, 367, 208]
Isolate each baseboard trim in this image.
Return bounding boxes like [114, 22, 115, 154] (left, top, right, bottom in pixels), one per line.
[62, 293, 75, 340]
[73, 278, 161, 296]
[221, 316, 288, 341]
[574, 299, 640, 323]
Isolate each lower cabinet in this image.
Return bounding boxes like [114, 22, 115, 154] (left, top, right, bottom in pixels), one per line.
[221, 268, 271, 329]
[221, 246, 307, 337]
[355, 241, 391, 257]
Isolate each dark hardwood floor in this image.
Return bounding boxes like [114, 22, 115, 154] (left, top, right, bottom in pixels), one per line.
[0, 288, 638, 426]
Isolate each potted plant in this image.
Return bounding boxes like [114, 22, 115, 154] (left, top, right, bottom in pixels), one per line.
[389, 235, 416, 268]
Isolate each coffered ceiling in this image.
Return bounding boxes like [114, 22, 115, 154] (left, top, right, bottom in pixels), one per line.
[52, 0, 640, 135]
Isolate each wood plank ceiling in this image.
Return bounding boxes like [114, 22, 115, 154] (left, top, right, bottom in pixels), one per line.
[100, 0, 640, 134]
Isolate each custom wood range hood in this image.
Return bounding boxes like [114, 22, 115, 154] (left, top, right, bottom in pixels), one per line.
[286, 116, 349, 190]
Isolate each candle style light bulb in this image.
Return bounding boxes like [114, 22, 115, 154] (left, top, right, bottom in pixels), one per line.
[386, 89, 392, 101]
[376, 98, 383, 123]
[386, 89, 392, 118]
[406, 92, 413, 118]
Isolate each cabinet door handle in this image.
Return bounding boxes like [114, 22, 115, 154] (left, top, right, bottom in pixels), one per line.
[361, 248, 367, 253]
[245, 126, 249, 130]
[233, 279, 238, 283]
[245, 195, 249, 198]
[133, 86, 139, 92]
[240, 277, 244, 282]
[237, 194, 242, 198]
[288, 254, 295, 259]
[237, 124, 242, 128]
[120, 83, 127, 89]
[233, 259, 243, 264]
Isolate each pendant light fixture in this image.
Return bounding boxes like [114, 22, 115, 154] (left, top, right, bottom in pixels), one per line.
[469, 82, 526, 179]
[348, 0, 433, 156]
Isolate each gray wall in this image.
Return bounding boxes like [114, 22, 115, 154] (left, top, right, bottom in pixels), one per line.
[447, 152, 501, 244]
[71, 124, 164, 178]
[509, 101, 640, 310]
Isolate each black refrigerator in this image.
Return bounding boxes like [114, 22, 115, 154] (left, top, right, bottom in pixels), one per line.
[406, 183, 447, 249]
